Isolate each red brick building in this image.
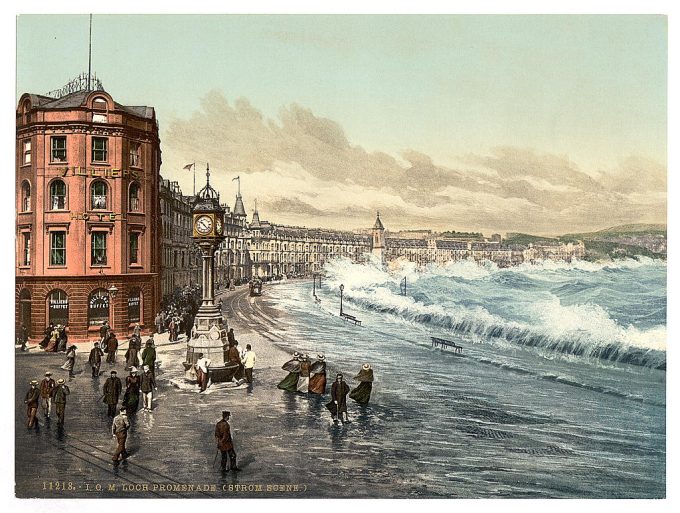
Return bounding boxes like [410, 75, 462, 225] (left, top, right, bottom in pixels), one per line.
[16, 86, 161, 342]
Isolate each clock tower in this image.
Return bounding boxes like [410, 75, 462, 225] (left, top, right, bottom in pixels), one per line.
[183, 165, 236, 382]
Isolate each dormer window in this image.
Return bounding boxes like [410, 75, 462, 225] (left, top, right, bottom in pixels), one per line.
[92, 96, 108, 123]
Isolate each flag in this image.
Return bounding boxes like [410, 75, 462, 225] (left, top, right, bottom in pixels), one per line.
[183, 163, 194, 170]
[232, 176, 239, 181]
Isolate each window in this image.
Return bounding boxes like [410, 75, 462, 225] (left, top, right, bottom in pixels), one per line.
[48, 289, 69, 326]
[88, 289, 109, 326]
[22, 140, 31, 164]
[128, 288, 141, 323]
[129, 232, 139, 264]
[49, 180, 66, 210]
[129, 142, 141, 167]
[92, 232, 107, 265]
[21, 181, 30, 212]
[129, 182, 140, 212]
[91, 181, 108, 210]
[92, 137, 108, 162]
[50, 231, 66, 266]
[22, 232, 31, 266]
[51, 136, 67, 162]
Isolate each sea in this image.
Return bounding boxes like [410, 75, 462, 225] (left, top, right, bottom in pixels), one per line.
[265, 256, 666, 498]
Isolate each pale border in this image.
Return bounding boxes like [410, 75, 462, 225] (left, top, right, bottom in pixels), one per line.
[1, 2, 676, 513]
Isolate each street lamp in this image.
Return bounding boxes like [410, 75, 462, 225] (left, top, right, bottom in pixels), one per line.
[339, 284, 344, 316]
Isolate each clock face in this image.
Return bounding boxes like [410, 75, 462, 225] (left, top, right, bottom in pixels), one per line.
[195, 215, 213, 235]
[215, 218, 223, 235]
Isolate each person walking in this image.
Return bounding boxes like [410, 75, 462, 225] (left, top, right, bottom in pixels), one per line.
[155, 313, 162, 334]
[102, 370, 122, 417]
[277, 352, 302, 392]
[39, 372, 56, 419]
[214, 411, 239, 472]
[122, 368, 141, 414]
[99, 321, 110, 347]
[349, 363, 374, 405]
[141, 338, 157, 380]
[45, 326, 59, 352]
[241, 344, 256, 384]
[228, 341, 245, 382]
[89, 343, 104, 378]
[61, 345, 77, 378]
[111, 408, 130, 463]
[195, 353, 211, 392]
[125, 334, 141, 371]
[24, 380, 40, 429]
[51, 378, 70, 426]
[40, 323, 54, 349]
[140, 365, 157, 412]
[326, 373, 351, 424]
[227, 328, 236, 346]
[297, 354, 311, 393]
[105, 332, 118, 364]
[19, 323, 29, 351]
[308, 354, 327, 394]
[57, 324, 68, 352]
[133, 323, 141, 338]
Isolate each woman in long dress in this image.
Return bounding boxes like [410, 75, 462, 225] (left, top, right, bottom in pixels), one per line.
[122, 368, 141, 414]
[57, 325, 68, 352]
[349, 363, 374, 405]
[308, 354, 327, 394]
[296, 354, 311, 393]
[60, 345, 77, 378]
[125, 335, 140, 370]
[45, 327, 60, 352]
[277, 352, 301, 392]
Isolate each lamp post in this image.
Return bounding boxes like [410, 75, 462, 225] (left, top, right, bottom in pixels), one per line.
[339, 284, 344, 316]
[107, 284, 118, 333]
[313, 273, 317, 296]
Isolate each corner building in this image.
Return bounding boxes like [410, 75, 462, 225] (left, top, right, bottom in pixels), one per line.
[16, 88, 161, 341]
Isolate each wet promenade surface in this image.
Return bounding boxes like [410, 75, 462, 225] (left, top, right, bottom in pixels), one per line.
[15, 285, 425, 499]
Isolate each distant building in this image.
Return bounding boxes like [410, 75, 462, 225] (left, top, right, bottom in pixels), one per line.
[16, 81, 161, 341]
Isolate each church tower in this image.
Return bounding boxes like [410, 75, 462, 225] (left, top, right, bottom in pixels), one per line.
[371, 211, 386, 262]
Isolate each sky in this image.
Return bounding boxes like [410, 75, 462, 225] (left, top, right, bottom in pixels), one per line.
[15, 14, 667, 235]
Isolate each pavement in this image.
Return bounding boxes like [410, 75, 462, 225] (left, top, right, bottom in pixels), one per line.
[15, 284, 414, 499]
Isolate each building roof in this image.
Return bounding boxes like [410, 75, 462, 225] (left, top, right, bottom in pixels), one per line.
[233, 194, 247, 217]
[22, 90, 156, 120]
[373, 212, 385, 230]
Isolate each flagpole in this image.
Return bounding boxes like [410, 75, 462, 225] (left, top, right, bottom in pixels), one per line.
[193, 162, 196, 196]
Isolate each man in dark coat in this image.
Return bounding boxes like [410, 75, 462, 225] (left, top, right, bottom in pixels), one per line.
[102, 370, 122, 417]
[141, 338, 157, 380]
[39, 371, 56, 419]
[105, 333, 118, 364]
[51, 378, 70, 426]
[227, 328, 236, 346]
[99, 321, 110, 346]
[111, 408, 130, 462]
[40, 323, 54, 349]
[214, 411, 239, 472]
[327, 373, 351, 424]
[19, 323, 29, 351]
[24, 380, 40, 428]
[89, 343, 104, 378]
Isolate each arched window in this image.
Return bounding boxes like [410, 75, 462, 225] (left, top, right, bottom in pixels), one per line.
[129, 182, 141, 212]
[91, 180, 108, 210]
[21, 181, 31, 212]
[49, 179, 66, 210]
[88, 289, 110, 326]
[47, 289, 69, 326]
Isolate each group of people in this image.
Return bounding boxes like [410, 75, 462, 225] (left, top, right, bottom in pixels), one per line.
[23, 371, 70, 428]
[194, 328, 257, 392]
[277, 352, 374, 424]
[39, 323, 70, 353]
[154, 308, 193, 341]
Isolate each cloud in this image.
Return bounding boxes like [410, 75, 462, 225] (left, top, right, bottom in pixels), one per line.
[161, 91, 666, 235]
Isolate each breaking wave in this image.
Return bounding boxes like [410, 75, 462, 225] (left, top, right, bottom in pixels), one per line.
[322, 256, 666, 369]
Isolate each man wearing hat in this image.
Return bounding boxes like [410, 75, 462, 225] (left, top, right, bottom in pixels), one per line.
[214, 411, 239, 472]
[39, 372, 56, 419]
[326, 373, 350, 424]
[51, 378, 70, 426]
[140, 365, 157, 411]
[88, 342, 104, 378]
[141, 337, 157, 381]
[102, 370, 122, 417]
[24, 380, 40, 428]
[111, 408, 130, 462]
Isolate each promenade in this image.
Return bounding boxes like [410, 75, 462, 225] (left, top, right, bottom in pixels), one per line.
[15, 284, 419, 499]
